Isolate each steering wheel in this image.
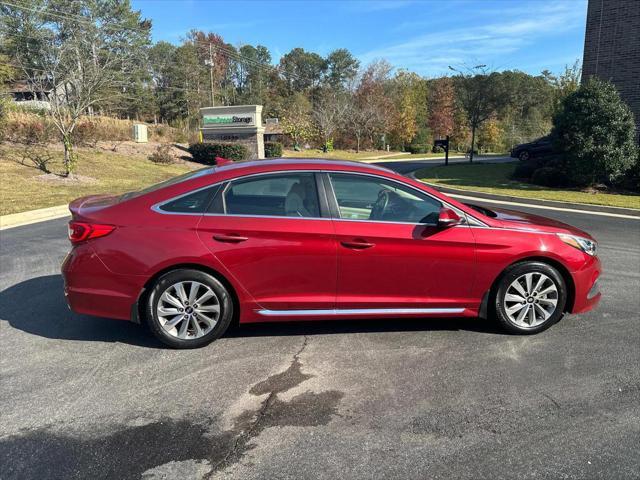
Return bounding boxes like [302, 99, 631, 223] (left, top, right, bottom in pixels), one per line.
[370, 189, 390, 220]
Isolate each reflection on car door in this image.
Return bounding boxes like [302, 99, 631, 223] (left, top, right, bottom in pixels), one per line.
[326, 173, 476, 310]
[197, 172, 337, 311]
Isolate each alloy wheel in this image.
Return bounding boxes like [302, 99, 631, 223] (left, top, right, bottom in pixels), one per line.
[503, 272, 558, 328]
[156, 281, 220, 339]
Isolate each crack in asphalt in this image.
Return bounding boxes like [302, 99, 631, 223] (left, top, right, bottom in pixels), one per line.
[208, 335, 311, 475]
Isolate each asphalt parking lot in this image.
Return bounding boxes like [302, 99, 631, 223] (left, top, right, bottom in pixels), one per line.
[1, 177, 639, 479]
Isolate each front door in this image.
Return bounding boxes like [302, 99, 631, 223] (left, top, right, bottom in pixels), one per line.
[197, 172, 336, 311]
[326, 173, 476, 310]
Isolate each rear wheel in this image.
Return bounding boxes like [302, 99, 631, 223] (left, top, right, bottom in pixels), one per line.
[518, 150, 530, 162]
[493, 262, 566, 334]
[146, 269, 233, 348]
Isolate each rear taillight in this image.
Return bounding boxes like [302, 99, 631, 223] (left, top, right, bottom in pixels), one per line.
[68, 221, 115, 244]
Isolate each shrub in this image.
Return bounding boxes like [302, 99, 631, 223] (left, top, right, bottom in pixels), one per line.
[406, 144, 429, 154]
[264, 141, 283, 158]
[531, 167, 570, 188]
[188, 143, 249, 164]
[3, 110, 56, 144]
[73, 119, 99, 147]
[512, 163, 538, 180]
[149, 144, 174, 164]
[551, 77, 637, 186]
[618, 148, 640, 192]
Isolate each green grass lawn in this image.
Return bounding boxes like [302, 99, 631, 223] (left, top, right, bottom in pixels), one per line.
[0, 145, 197, 215]
[415, 162, 640, 210]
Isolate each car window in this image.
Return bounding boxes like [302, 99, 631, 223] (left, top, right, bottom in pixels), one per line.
[159, 185, 220, 213]
[329, 173, 441, 224]
[224, 173, 321, 218]
[122, 167, 215, 201]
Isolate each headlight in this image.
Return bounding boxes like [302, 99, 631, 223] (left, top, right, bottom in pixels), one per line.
[557, 233, 597, 256]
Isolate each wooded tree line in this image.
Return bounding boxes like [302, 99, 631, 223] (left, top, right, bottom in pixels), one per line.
[1, 0, 582, 169]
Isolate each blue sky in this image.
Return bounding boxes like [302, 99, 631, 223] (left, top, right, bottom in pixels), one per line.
[131, 0, 587, 77]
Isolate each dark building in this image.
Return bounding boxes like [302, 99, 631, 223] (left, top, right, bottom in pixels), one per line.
[582, 0, 640, 139]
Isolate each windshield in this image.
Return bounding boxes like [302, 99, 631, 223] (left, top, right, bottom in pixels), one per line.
[464, 203, 497, 218]
[120, 167, 215, 201]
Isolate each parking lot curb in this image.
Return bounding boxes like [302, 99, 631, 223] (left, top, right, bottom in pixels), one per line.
[0, 204, 70, 230]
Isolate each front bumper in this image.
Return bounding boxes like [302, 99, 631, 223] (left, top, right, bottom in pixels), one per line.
[62, 244, 144, 321]
[570, 255, 602, 314]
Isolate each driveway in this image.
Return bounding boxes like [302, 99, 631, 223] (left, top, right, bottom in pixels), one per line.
[1, 194, 639, 478]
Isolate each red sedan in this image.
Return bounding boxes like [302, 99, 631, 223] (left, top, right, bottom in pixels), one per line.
[62, 159, 601, 348]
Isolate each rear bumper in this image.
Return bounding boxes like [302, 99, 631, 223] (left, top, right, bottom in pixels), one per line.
[61, 244, 144, 321]
[570, 255, 602, 314]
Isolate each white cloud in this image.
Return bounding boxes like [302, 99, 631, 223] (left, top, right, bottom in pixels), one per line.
[358, 1, 585, 75]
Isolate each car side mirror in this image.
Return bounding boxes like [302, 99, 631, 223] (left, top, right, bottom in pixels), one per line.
[438, 207, 462, 227]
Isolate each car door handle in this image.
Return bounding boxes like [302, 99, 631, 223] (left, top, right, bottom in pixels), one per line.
[213, 234, 248, 243]
[341, 240, 375, 249]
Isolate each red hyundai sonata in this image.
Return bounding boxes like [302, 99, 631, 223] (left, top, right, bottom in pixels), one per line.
[61, 159, 601, 348]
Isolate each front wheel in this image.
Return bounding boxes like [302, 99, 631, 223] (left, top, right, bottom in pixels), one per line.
[493, 262, 567, 334]
[146, 269, 233, 348]
[518, 150, 530, 162]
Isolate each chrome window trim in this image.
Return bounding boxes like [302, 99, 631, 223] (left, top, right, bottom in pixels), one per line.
[257, 307, 465, 316]
[201, 212, 333, 221]
[150, 168, 488, 227]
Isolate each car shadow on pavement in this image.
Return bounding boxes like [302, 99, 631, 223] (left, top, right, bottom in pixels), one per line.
[0, 274, 505, 347]
[0, 274, 163, 348]
[229, 315, 505, 339]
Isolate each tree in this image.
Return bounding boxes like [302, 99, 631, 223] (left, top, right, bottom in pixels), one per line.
[279, 48, 326, 91]
[355, 60, 394, 149]
[312, 88, 348, 150]
[542, 60, 581, 115]
[188, 30, 229, 106]
[236, 44, 271, 104]
[428, 77, 455, 140]
[551, 77, 638, 186]
[1, 0, 151, 175]
[0, 52, 15, 85]
[325, 48, 359, 89]
[492, 70, 553, 147]
[451, 65, 506, 162]
[389, 70, 426, 149]
[476, 118, 502, 153]
[280, 92, 313, 149]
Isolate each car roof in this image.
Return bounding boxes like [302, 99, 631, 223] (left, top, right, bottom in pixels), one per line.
[212, 158, 394, 175]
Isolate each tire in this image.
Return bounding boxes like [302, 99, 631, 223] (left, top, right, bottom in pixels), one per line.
[518, 150, 530, 162]
[146, 269, 233, 348]
[493, 262, 567, 334]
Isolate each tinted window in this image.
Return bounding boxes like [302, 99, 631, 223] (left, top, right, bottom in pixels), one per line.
[224, 173, 320, 218]
[122, 167, 214, 201]
[159, 185, 219, 213]
[329, 173, 441, 224]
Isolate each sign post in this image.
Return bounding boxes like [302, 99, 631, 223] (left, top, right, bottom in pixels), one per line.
[434, 135, 450, 166]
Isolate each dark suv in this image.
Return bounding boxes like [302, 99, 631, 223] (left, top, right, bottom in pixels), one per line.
[511, 136, 554, 161]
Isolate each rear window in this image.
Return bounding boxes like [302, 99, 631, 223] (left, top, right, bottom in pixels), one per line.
[159, 185, 221, 213]
[120, 167, 215, 201]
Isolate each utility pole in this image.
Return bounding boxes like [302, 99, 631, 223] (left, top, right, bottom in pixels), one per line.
[208, 42, 215, 106]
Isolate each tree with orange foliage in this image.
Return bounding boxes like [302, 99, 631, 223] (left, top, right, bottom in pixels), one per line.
[428, 77, 455, 140]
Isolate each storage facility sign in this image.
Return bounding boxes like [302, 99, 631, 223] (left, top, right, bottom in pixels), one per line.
[203, 114, 255, 127]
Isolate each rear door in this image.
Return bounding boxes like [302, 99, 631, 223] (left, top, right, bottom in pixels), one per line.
[325, 172, 476, 311]
[197, 171, 337, 311]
